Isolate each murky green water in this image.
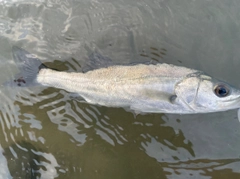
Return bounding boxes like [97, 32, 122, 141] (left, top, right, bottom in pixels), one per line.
[0, 0, 240, 178]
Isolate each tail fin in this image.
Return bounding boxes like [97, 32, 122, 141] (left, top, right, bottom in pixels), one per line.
[4, 46, 46, 87]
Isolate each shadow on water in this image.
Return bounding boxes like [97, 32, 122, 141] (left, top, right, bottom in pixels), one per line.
[3, 141, 42, 179]
[12, 91, 194, 179]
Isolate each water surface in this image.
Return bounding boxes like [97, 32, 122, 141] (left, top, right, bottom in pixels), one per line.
[0, 0, 240, 178]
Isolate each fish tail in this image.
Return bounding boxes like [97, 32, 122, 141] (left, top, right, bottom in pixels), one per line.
[4, 46, 47, 87]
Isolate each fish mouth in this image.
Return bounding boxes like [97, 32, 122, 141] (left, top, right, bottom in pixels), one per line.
[221, 94, 240, 108]
[222, 94, 240, 102]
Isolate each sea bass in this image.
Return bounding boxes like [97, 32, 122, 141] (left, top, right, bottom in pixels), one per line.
[7, 47, 240, 118]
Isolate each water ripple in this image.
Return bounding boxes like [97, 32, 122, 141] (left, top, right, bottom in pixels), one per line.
[0, 0, 239, 178]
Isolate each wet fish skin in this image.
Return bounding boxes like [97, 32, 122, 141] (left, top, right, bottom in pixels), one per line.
[9, 46, 240, 115]
[36, 63, 197, 113]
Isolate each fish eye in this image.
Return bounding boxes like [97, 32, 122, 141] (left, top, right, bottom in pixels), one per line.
[214, 84, 230, 97]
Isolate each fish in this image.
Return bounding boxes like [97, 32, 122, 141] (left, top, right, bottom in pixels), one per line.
[5, 46, 240, 120]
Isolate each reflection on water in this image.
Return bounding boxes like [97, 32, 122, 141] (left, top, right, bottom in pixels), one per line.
[0, 0, 240, 178]
[1, 58, 239, 178]
[3, 141, 59, 179]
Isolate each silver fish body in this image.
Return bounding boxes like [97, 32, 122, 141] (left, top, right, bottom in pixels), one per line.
[36, 63, 240, 114]
[9, 47, 240, 115]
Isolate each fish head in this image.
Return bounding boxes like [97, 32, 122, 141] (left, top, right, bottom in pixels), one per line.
[175, 72, 240, 113]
